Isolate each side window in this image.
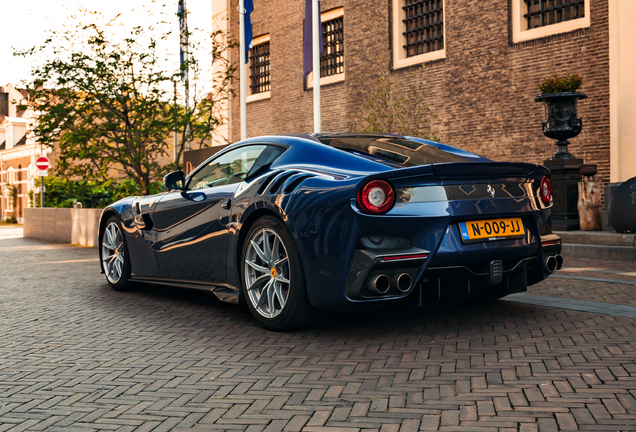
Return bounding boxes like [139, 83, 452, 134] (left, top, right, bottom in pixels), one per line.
[187, 145, 267, 190]
[246, 145, 287, 179]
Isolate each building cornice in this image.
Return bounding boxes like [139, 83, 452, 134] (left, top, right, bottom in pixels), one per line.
[0, 144, 39, 161]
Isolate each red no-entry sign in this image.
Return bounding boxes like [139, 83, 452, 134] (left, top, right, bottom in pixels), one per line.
[36, 156, 50, 171]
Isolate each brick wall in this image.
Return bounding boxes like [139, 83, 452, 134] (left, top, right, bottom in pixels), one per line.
[229, 0, 610, 180]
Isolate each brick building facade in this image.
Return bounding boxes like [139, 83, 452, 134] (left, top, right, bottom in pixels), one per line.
[227, 0, 622, 184]
[0, 84, 51, 223]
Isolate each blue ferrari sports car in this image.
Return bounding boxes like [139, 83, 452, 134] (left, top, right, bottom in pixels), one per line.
[99, 133, 562, 330]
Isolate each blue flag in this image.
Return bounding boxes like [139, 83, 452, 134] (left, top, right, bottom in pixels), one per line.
[244, 0, 254, 59]
[178, 0, 188, 78]
[303, 0, 322, 78]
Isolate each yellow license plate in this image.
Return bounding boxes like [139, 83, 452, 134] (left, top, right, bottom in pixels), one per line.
[458, 218, 525, 243]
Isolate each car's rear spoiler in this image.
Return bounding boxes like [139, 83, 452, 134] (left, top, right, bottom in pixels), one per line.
[432, 162, 548, 178]
[377, 162, 549, 182]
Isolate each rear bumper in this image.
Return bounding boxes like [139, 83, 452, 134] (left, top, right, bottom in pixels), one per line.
[412, 256, 534, 306]
[292, 197, 560, 311]
[409, 233, 562, 307]
[336, 232, 562, 310]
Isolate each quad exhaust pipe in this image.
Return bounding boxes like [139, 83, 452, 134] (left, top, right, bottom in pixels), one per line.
[368, 274, 391, 294]
[368, 273, 412, 294]
[392, 273, 412, 293]
[544, 254, 564, 274]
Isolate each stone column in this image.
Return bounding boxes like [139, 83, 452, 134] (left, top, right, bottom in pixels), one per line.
[609, 0, 636, 184]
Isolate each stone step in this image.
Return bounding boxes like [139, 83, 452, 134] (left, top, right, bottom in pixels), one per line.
[554, 230, 636, 247]
[554, 230, 636, 261]
[560, 243, 636, 261]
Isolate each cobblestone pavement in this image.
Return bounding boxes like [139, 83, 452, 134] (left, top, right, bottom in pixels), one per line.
[1, 232, 635, 431]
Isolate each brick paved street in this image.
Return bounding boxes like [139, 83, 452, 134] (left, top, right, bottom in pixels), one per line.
[528, 259, 636, 307]
[1, 230, 635, 431]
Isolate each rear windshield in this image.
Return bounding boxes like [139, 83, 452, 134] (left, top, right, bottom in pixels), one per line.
[317, 135, 468, 167]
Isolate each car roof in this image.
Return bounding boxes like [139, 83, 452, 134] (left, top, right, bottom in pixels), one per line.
[231, 132, 489, 169]
[296, 133, 486, 165]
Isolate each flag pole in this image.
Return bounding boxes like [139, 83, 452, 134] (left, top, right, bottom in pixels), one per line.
[239, 0, 247, 141]
[312, 0, 321, 133]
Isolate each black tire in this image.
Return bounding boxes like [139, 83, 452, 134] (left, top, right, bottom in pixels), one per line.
[241, 216, 317, 331]
[100, 216, 134, 291]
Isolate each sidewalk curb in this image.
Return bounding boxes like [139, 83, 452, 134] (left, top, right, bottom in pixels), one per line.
[561, 243, 636, 261]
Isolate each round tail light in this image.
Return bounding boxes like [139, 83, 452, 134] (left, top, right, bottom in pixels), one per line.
[540, 176, 551, 204]
[357, 180, 395, 214]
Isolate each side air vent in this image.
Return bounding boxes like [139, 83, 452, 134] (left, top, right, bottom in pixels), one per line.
[269, 171, 297, 195]
[257, 171, 283, 195]
[283, 174, 315, 194]
[358, 235, 412, 250]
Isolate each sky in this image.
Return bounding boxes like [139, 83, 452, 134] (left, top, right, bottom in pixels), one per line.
[0, 0, 214, 87]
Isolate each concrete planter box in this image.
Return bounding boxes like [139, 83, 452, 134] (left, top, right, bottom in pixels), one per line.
[24, 208, 103, 247]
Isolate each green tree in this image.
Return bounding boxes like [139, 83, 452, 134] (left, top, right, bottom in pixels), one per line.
[352, 51, 441, 141]
[17, 4, 234, 195]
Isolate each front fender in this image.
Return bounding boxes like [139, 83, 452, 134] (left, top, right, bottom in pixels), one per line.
[98, 200, 134, 273]
[98, 197, 160, 278]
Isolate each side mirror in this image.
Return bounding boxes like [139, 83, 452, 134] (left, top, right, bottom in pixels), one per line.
[163, 170, 186, 190]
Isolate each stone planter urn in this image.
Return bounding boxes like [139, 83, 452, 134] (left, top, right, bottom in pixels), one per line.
[534, 91, 587, 160]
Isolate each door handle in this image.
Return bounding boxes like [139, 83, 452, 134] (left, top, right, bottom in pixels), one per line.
[221, 199, 232, 209]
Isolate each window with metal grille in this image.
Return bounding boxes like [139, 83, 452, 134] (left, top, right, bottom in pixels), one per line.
[402, 0, 444, 58]
[524, 0, 585, 29]
[249, 42, 270, 95]
[320, 16, 344, 77]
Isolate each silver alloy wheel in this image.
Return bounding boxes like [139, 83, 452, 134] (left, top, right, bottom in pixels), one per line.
[102, 221, 125, 284]
[244, 228, 291, 318]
